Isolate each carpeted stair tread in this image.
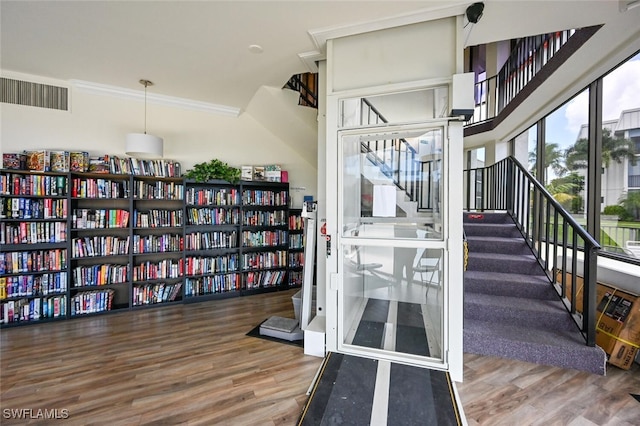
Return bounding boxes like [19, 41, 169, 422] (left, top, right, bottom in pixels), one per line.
[464, 320, 606, 375]
[464, 292, 577, 331]
[464, 270, 557, 300]
[466, 252, 542, 275]
[465, 235, 531, 255]
[463, 222, 521, 238]
[463, 212, 512, 224]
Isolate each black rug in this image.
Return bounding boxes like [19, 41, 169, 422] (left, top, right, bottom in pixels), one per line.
[298, 352, 463, 425]
[246, 318, 303, 348]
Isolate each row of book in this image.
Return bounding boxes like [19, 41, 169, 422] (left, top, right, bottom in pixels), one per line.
[70, 289, 114, 316]
[242, 190, 288, 207]
[183, 231, 238, 251]
[184, 274, 241, 296]
[242, 250, 287, 271]
[241, 230, 288, 248]
[0, 249, 67, 274]
[1, 221, 67, 245]
[289, 234, 304, 249]
[289, 252, 305, 268]
[1, 197, 67, 220]
[126, 158, 181, 177]
[72, 236, 130, 258]
[132, 209, 183, 228]
[72, 264, 128, 287]
[0, 173, 67, 197]
[288, 271, 303, 286]
[133, 282, 182, 306]
[71, 177, 129, 199]
[132, 259, 183, 281]
[242, 210, 287, 227]
[186, 207, 240, 226]
[1, 295, 67, 324]
[132, 233, 183, 254]
[289, 214, 304, 231]
[0, 273, 68, 299]
[185, 187, 240, 206]
[244, 270, 286, 289]
[133, 180, 184, 200]
[184, 254, 239, 276]
[72, 209, 130, 229]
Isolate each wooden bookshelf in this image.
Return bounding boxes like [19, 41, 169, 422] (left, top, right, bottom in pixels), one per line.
[0, 168, 297, 327]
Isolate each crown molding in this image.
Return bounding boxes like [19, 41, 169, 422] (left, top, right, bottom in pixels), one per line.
[298, 51, 324, 73]
[69, 80, 241, 117]
[308, 2, 468, 52]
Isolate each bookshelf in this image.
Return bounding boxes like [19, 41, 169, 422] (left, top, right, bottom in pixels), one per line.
[69, 172, 131, 316]
[0, 170, 69, 324]
[183, 179, 241, 301]
[0, 168, 297, 327]
[131, 175, 185, 307]
[288, 208, 304, 288]
[240, 181, 289, 294]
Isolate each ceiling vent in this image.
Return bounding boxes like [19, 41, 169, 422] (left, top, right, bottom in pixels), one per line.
[1, 77, 68, 111]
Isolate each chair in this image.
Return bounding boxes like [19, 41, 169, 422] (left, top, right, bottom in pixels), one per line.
[413, 248, 441, 297]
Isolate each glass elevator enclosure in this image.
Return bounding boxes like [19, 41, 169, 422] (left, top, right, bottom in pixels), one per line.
[336, 122, 449, 368]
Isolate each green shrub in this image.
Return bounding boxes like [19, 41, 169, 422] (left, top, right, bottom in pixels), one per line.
[603, 205, 633, 221]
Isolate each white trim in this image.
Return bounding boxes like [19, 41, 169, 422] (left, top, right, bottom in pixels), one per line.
[308, 3, 467, 52]
[298, 51, 323, 73]
[329, 77, 452, 99]
[69, 80, 241, 117]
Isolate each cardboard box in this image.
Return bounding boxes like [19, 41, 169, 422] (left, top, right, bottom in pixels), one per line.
[556, 271, 640, 370]
[594, 283, 640, 369]
[2, 153, 25, 170]
[25, 150, 50, 172]
[50, 151, 70, 172]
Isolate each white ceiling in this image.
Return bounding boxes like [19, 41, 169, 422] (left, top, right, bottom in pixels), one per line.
[1, 1, 637, 113]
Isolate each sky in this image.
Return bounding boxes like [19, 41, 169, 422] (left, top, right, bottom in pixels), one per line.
[548, 52, 640, 151]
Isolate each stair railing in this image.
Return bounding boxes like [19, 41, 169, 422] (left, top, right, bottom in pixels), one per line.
[464, 156, 600, 346]
[284, 73, 318, 109]
[359, 98, 419, 204]
[468, 28, 579, 126]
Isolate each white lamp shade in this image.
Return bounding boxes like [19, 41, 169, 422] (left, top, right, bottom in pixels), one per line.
[125, 133, 163, 158]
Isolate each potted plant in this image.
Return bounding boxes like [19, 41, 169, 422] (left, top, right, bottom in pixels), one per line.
[183, 159, 241, 183]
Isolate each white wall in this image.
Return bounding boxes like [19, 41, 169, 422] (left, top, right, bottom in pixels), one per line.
[0, 73, 317, 201]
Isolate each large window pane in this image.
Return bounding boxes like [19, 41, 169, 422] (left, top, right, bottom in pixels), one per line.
[545, 90, 589, 216]
[601, 52, 640, 259]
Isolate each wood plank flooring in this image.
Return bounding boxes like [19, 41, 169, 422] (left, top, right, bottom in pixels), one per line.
[2, 289, 639, 425]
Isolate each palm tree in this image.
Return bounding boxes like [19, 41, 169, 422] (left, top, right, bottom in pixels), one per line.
[528, 142, 567, 184]
[619, 191, 640, 221]
[565, 128, 636, 171]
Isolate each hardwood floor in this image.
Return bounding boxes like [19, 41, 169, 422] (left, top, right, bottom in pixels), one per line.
[2, 289, 639, 425]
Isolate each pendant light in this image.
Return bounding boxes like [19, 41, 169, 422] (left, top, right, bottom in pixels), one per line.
[125, 79, 163, 158]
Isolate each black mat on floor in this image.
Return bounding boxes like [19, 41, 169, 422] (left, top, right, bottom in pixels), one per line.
[245, 318, 303, 348]
[298, 352, 462, 425]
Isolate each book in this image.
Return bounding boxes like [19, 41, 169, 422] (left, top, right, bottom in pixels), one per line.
[253, 166, 265, 181]
[265, 164, 281, 182]
[2, 153, 24, 170]
[25, 150, 50, 172]
[69, 152, 89, 172]
[241, 166, 253, 181]
[50, 151, 70, 172]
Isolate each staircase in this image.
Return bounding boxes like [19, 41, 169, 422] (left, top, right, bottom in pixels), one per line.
[463, 212, 606, 375]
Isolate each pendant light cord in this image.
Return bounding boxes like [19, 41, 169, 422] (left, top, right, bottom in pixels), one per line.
[140, 79, 153, 135]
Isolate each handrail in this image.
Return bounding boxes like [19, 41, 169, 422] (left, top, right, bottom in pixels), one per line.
[360, 98, 419, 204]
[467, 29, 576, 125]
[284, 73, 318, 109]
[464, 156, 600, 346]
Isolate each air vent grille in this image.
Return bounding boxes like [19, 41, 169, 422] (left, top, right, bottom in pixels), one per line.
[1, 77, 68, 111]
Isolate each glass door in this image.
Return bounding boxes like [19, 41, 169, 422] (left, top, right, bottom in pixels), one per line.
[337, 123, 448, 368]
